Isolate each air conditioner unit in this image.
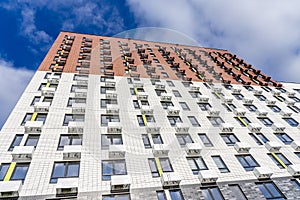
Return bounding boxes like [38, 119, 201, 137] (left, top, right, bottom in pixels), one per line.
[72, 103, 86, 114]
[24, 121, 43, 133]
[271, 124, 285, 133]
[76, 80, 88, 86]
[106, 105, 119, 114]
[271, 91, 281, 96]
[242, 98, 253, 105]
[47, 75, 60, 84]
[288, 164, 300, 177]
[253, 167, 273, 179]
[233, 108, 246, 116]
[111, 175, 131, 192]
[285, 100, 295, 106]
[0, 181, 22, 198]
[74, 89, 87, 98]
[234, 142, 251, 153]
[34, 101, 50, 112]
[160, 93, 172, 101]
[175, 123, 189, 133]
[256, 109, 268, 117]
[41, 87, 56, 97]
[265, 141, 281, 152]
[141, 106, 154, 115]
[247, 123, 262, 133]
[253, 90, 263, 95]
[137, 92, 148, 100]
[107, 122, 122, 133]
[63, 145, 81, 160]
[190, 85, 200, 92]
[212, 86, 222, 93]
[106, 91, 118, 100]
[291, 141, 300, 151]
[231, 88, 241, 94]
[133, 82, 144, 89]
[221, 96, 233, 104]
[185, 143, 202, 155]
[155, 82, 165, 90]
[287, 92, 296, 97]
[68, 121, 84, 133]
[280, 110, 292, 117]
[198, 170, 218, 184]
[219, 123, 234, 132]
[146, 127, 160, 134]
[161, 172, 181, 187]
[198, 95, 209, 103]
[56, 178, 78, 196]
[266, 99, 276, 105]
[109, 145, 126, 158]
[152, 144, 169, 157]
[12, 146, 34, 161]
[167, 106, 180, 116]
[207, 108, 220, 117]
[105, 81, 116, 87]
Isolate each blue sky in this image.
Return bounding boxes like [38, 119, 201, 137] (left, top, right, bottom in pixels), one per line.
[1, 0, 300, 128]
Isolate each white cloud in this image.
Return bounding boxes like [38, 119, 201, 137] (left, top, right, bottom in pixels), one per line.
[126, 0, 300, 83]
[0, 59, 34, 129]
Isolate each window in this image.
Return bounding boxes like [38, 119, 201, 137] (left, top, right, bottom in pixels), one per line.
[236, 154, 259, 171]
[244, 104, 257, 112]
[255, 95, 266, 101]
[233, 94, 244, 100]
[283, 118, 299, 127]
[101, 134, 123, 149]
[212, 156, 230, 173]
[229, 184, 247, 200]
[274, 95, 285, 102]
[102, 160, 126, 180]
[70, 85, 86, 92]
[68, 98, 86, 107]
[50, 161, 80, 183]
[148, 158, 173, 177]
[101, 115, 120, 126]
[172, 90, 182, 97]
[155, 89, 167, 96]
[157, 191, 166, 200]
[188, 116, 201, 127]
[268, 105, 281, 112]
[63, 114, 84, 126]
[235, 116, 251, 127]
[296, 152, 300, 159]
[223, 103, 236, 112]
[25, 134, 40, 148]
[100, 76, 114, 82]
[291, 179, 300, 190]
[275, 133, 293, 145]
[133, 100, 140, 109]
[0, 163, 10, 181]
[258, 117, 273, 127]
[257, 182, 286, 200]
[166, 80, 175, 87]
[189, 91, 202, 98]
[9, 163, 30, 183]
[201, 186, 224, 200]
[102, 194, 130, 200]
[288, 105, 300, 113]
[268, 153, 291, 169]
[161, 72, 169, 78]
[153, 59, 159, 63]
[199, 133, 213, 147]
[21, 113, 47, 125]
[207, 117, 224, 126]
[249, 133, 269, 145]
[187, 157, 208, 174]
[38, 83, 58, 91]
[31, 96, 41, 106]
[142, 134, 151, 148]
[167, 116, 183, 126]
[58, 134, 82, 150]
[101, 99, 117, 108]
[161, 101, 174, 109]
[176, 134, 193, 146]
[179, 102, 190, 110]
[101, 86, 115, 94]
[157, 65, 164, 70]
[137, 115, 155, 126]
[152, 134, 164, 144]
[8, 134, 23, 151]
[223, 84, 232, 90]
[221, 133, 239, 146]
[198, 103, 211, 111]
[169, 190, 184, 200]
[290, 96, 300, 102]
[244, 85, 254, 91]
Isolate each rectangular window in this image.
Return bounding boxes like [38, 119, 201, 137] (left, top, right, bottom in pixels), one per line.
[207, 117, 224, 126]
[249, 133, 263, 145]
[50, 161, 80, 183]
[291, 179, 300, 190]
[137, 115, 155, 126]
[102, 194, 130, 200]
[142, 134, 151, 148]
[31, 96, 41, 106]
[257, 182, 286, 200]
[244, 104, 257, 112]
[189, 91, 202, 98]
[283, 118, 299, 127]
[222, 103, 236, 112]
[236, 154, 259, 171]
[188, 116, 201, 127]
[179, 102, 190, 110]
[172, 90, 182, 97]
[0, 163, 10, 181]
[212, 156, 230, 173]
[21, 113, 47, 125]
[58, 134, 82, 150]
[161, 101, 174, 109]
[25, 134, 40, 148]
[63, 114, 84, 126]
[101, 115, 120, 126]
[235, 116, 251, 127]
[176, 134, 193, 146]
[8, 135, 23, 151]
[290, 96, 300, 102]
[198, 103, 211, 111]
[67, 98, 86, 107]
[187, 157, 208, 174]
[258, 117, 274, 127]
[102, 160, 126, 180]
[169, 190, 184, 200]
[101, 134, 123, 150]
[100, 99, 118, 108]
[161, 72, 169, 78]
[152, 134, 163, 144]
[199, 133, 213, 147]
[155, 89, 167, 96]
[275, 133, 293, 145]
[201, 186, 224, 200]
[268, 153, 291, 169]
[157, 191, 166, 200]
[255, 95, 266, 101]
[268, 105, 281, 112]
[10, 163, 30, 183]
[100, 86, 115, 94]
[228, 184, 247, 200]
[233, 94, 244, 100]
[167, 116, 183, 126]
[221, 133, 239, 146]
[166, 80, 175, 87]
[288, 105, 300, 113]
[148, 158, 173, 177]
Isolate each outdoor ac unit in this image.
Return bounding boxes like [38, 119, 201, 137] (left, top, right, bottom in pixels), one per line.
[271, 124, 285, 133]
[106, 105, 119, 114]
[74, 89, 87, 98]
[253, 167, 273, 179]
[291, 141, 300, 151]
[34, 101, 50, 112]
[265, 141, 281, 152]
[221, 97, 233, 104]
[106, 91, 118, 100]
[141, 106, 154, 115]
[190, 85, 200, 91]
[160, 93, 172, 101]
[152, 144, 169, 157]
[105, 81, 116, 87]
[47, 75, 60, 84]
[41, 87, 55, 97]
[198, 95, 209, 103]
[185, 143, 202, 155]
[287, 92, 296, 97]
[175, 123, 189, 133]
[109, 145, 126, 158]
[63, 145, 81, 160]
[247, 123, 262, 133]
[234, 142, 251, 153]
[0, 181, 22, 198]
[288, 164, 300, 177]
[256, 109, 268, 117]
[56, 178, 78, 196]
[76, 80, 88, 86]
[242, 98, 253, 105]
[24, 121, 43, 133]
[233, 108, 246, 116]
[285, 100, 295, 106]
[137, 92, 148, 100]
[280, 110, 292, 117]
[72, 103, 86, 114]
[68, 121, 84, 133]
[161, 172, 181, 187]
[253, 90, 263, 95]
[198, 170, 218, 184]
[231, 88, 241, 94]
[266, 99, 276, 105]
[207, 108, 220, 117]
[155, 82, 165, 90]
[111, 175, 131, 192]
[107, 122, 122, 133]
[12, 146, 34, 161]
[167, 106, 180, 116]
[219, 123, 234, 132]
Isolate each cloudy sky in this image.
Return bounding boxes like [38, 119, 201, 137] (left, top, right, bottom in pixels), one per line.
[1, 0, 300, 128]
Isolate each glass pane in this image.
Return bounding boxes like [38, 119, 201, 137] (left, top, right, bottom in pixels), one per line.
[117, 194, 130, 200]
[160, 158, 172, 172]
[114, 161, 126, 175]
[0, 164, 10, 181]
[169, 190, 183, 200]
[202, 189, 213, 200]
[157, 191, 166, 200]
[58, 136, 70, 149]
[11, 164, 29, 180]
[265, 182, 282, 197]
[102, 161, 113, 175]
[67, 163, 79, 177]
[152, 134, 163, 144]
[229, 185, 247, 200]
[25, 135, 39, 147]
[148, 159, 158, 173]
[52, 163, 65, 178]
[9, 135, 23, 151]
[72, 135, 82, 145]
[210, 187, 224, 200]
[257, 184, 272, 198]
[195, 158, 207, 170]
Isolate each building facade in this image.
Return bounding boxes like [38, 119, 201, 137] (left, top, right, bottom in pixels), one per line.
[0, 32, 300, 199]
